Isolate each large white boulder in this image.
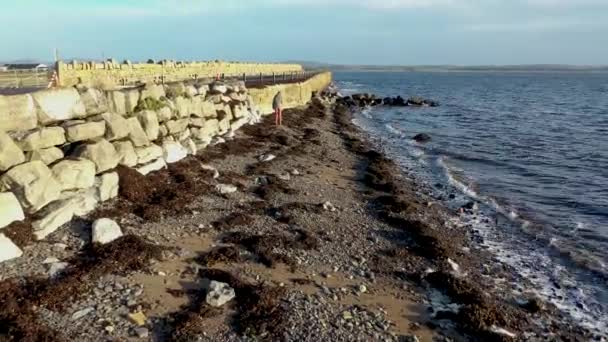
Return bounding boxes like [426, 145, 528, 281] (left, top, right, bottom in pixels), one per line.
[73, 139, 119, 174]
[96, 172, 119, 202]
[64, 121, 106, 143]
[33, 88, 86, 125]
[100, 112, 130, 141]
[0, 132, 26, 172]
[112, 140, 138, 167]
[137, 110, 160, 141]
[135, 144, 163, 164]
[0, 234, 23, 263]
[0, 161, 61, 213]
[162, 141, 188, 164]
[126, 117, 151, 147]
[27, 147, 64, 165]
[92, 218, 123, 244]
[0, 192, 25, 229]
[0, 94, 38, 132]
[16, 127, 66, 151]
[51, 159, 96, 190]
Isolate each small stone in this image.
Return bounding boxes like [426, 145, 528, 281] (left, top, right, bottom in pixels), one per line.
[134, 327, 149, 338]
[215, 184, 237, 194]
[157, 271, 166, 276]
[92, 218, 123, 244]
[48, 262, 69, 278]
[127, 311, 147, 326]
[42, 257, 61, 264]
[205, 280, 235, 307]
[322, 201, 337, 212]
[358, 284, 368, 293]
[342, 310, 353, 320]
[72, 307, 94, 320]
[258, 154, 276, 162]
[290, 169, 300, 175]
[104, 325, 115, 333]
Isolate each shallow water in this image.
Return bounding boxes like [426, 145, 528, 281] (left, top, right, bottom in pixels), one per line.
[334, 71, 608, 334]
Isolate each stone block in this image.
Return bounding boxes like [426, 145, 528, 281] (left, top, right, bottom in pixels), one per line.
[0, 192, 25, 229]
[65, 121, 106, 142]
[175, 96, 192, 118]
[80, 88, 109, 115]
[185, 85, 198, 98]
[108, 89, 140, 115]
[165, 83, 187, 99]
[141, 84, 165, 101]
[33, 88, 86, 125]
[137, 110, 160, 141]
[218, 117, 230, 135]
[0, 94, 38, 132]
[96, 172, 119, 202]
[60, 188, 99, 217]
[16, 127, 66, 151]
[189, 118, 205, 128]
[0, 161, 61, 213]
[51, 159, 96, 191]
[135, 144, 163, 164]
[165, 119, 189, 134]
[136, 158, 166, 175]
[157, 107, 174, 122]
[190, 96, 203, 117]
[100, 112, 130, 141]
[126, 117, 150, 147]
[0, 132, 26, 172]
[181, 138, 197, 155]
[92, 218, 123, 244]
[197, 84, 209, 97]
[32, 199, 76, 240]
[112, 140, 137, 167]
[232, 104, 248, 119]
[159, 125, 169, 137]
[27, 147, 64, 165]
[162, 141, 188, 164]
[230, 117, 249, 132]
[0, 234, 22, 263]
[73, 139, 119, 174]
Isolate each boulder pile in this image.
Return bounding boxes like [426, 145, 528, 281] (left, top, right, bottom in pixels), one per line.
[337, 93, 439, 109]
[0, 79, 263, 262]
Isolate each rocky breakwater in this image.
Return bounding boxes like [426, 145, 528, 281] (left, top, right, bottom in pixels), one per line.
[0, 79, 262, 262]
[334, 92, 439, 108]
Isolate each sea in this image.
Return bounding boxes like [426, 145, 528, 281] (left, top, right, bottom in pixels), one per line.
[334, 71, 608, 335]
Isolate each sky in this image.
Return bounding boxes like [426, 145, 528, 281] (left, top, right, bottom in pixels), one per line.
[1, 0, 607, 65]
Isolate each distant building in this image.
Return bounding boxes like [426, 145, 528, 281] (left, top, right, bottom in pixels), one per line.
[5, 63, 49, 71]
[0, 65, 8, 72]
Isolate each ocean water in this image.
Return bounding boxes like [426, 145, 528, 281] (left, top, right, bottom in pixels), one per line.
[334, 71, 608, 334]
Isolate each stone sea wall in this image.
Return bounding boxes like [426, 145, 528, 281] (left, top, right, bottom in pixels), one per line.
[0, 72, 332, 262]
[57, 60, 304, 88]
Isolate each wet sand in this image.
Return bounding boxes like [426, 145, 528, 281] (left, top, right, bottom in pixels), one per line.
[0, 95, 595, 341]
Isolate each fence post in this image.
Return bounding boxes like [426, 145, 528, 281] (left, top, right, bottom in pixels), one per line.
[243, 73, 246, 82]
[272, 72, 276, 83]
[259, 73, 263, 83]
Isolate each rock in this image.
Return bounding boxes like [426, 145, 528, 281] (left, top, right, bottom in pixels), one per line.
[200, 164, 220, 179]
[71, 307, 95, 321]
[230, 117, 249, 131]
[322, 201, 337, 212]
[92, 218, 123, 244]
[48, 261, 69, 278]
[27, 147, 64, 165]
[412, 133, 431, 143]
[134, 327, 149, 338]
[181, 138, 197, 155]
[189, 118, 205, 128]
[193, 119, 219, 140]
[174, 96, 193, 118]
[126, 117, 151, 147]
[140, 84, 165, 101]
[216, 184, 237, 194]
[64, 121, 106, 142]
[210, 82, 228, 94]
[16, 127, 66, 151]
[113, 141, 138, 167]
[73, 139, 119, 174]
[51, 159, 96, 191]
[137, 110, 160, 141]
[96, 172, 119, 202]
[100, 112, 130, 141]
[108, 89, 140, 115]
[201, 101, 217, 118]
[358, 284, 368, 293]
[0, 132, 26, 172]
[80, 88, 108, 115]
[0, 161, 61, 213]
[33, 88, 86, 125]
[205, 280, 235, 307]
[42, 257, 60, 264]
[258, 154, 276, 162]
[135, 144, 163, 164]
[400, 335, 420, 342]
[32, 199, 77, 240]
[136, 158, 166, 175]
[291, 169, 300, 176]
[0, 192, 25, 229]
[407, 96, 425, 106]
[0, 94, 38, 132]
[61, 188, 99, 217]
[165, 119, 190, 134]
[162, 141, 188, 164]
[0, 234, 23, 262]
[157, 106, 174, 122]
[127, 311, 147, 326]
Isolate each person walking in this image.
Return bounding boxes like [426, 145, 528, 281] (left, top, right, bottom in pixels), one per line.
[273, 91, 283, 126]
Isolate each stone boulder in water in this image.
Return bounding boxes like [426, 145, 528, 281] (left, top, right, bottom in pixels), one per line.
[412, 133, 431, 143]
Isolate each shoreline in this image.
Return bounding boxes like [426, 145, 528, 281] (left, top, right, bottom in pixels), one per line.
[0, 94, 596, 340]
